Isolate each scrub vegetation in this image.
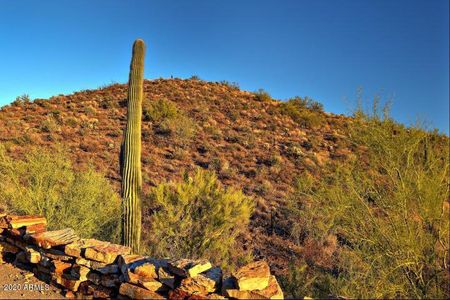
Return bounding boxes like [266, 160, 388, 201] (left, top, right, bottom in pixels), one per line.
[0, 78, 447, 298]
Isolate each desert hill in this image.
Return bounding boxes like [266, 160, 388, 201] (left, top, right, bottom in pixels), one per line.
[0, 78, 354, 272]
[1, 78, 448, 299]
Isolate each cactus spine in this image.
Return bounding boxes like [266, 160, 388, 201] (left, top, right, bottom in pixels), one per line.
[121, 39, 146, 253]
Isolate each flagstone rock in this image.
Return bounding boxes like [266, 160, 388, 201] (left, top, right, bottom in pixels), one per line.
[225, 275, 283, 299]
[232, 260, 270, 291]
[134, 262, 158, 279]
[26, 228, 79, 249]
[76, 257, 108, 269]
[41, 248, 74, 262]
[70, 264, 91, 281]
[65, 238, 108, 257]
[118, 254, 149, 273]
[139, 279, 167, 293]
[119, 282, 165, 299]
[169, 289, 226, 300]
[158, 266, 177, 289]
[51, 260, 72, 276]
[168, 259, 212, 278]
[93, 285, 117, 298]
[96, 263, 120, 274]
[260, 275, 283, 299]
[26, 247, 41, 263]
[84, 243, 131, 264]
[79, 282, 116, 298]
[8, 223, 47, 237]
[178, 267, 222, 295]
[0, 213, 285, 299]
[56, 274, 83, 292]
[0, 215, 47, 229]
[101, 274, 121, 288]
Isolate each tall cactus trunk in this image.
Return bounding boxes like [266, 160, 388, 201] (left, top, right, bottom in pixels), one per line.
[120, 39, 146, 253]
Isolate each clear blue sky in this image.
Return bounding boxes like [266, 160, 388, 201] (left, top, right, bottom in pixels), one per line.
[0, 0, 448, 133]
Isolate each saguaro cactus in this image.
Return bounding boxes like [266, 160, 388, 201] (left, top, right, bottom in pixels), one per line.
[120, 39, 146, 253]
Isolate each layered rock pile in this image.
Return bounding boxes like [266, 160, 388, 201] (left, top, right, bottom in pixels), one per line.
[0, 214, 283, 299]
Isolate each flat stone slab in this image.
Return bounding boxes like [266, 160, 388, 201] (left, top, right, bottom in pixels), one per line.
[7, 223, 47, 237]
[178, 267, 222, 295]
[26, 228, 79, 249]
[138, 279, 167, 293]
[134, 262, 158, 280]
[0, 215, 47, 229]
[168, 259, 212, 278]
[96, 263, 120, 275]
[25, 247, 41, 263]
[65, 238, 108, 257]
[41, 248, 74, 261]
[78, 282, 116, 298]
[232, 260, 270, 291]
[225, 275, 283, 299]
[51, 260, 72, 276]
[54, 274, 84, 292]
[118, 254, 149, 274]
[76, 257, 109, 269]
[84, 243, 131, 264]
[119, 282, 165, 299]
[70, 264, 91, 281]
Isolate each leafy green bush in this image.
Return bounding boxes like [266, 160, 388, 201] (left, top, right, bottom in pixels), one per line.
[0, 145, 120, 242]
[254, 89, 272, 102]
[283, 96, 324, 112]
[143, 98, 178, 123]
[280, 96, 325, 128]
[157, 115, 196, 145]
[40, 117, 60, 133]
[143, 98, 196, 145]
[281, 114, 449, 298]
[144, 168, 254, 269]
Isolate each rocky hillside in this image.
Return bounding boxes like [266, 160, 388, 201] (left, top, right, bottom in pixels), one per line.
[0, 78, 359, 275]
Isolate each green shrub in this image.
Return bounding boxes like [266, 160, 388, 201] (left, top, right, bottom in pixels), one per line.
[283, 96, 324, 112]
[40, 117, 60, 133]
[144, 168, 254, 269]
[144, 98, 196, 145]
[254, 89, 272, 102]
[143, 98, 178, 123]
[281, 115, 449, 298]
[11, 94, 31, 107]
[0, 145, 120, 242]
[65, 117, 79, 128]
[157, 114, 196, 145]
[280, 97, 325, 128]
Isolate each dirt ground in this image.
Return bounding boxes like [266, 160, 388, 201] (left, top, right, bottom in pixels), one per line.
[0, 263, 64, 299]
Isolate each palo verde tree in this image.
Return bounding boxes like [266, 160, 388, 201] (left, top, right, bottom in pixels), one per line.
[120, 39, 146, 253]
